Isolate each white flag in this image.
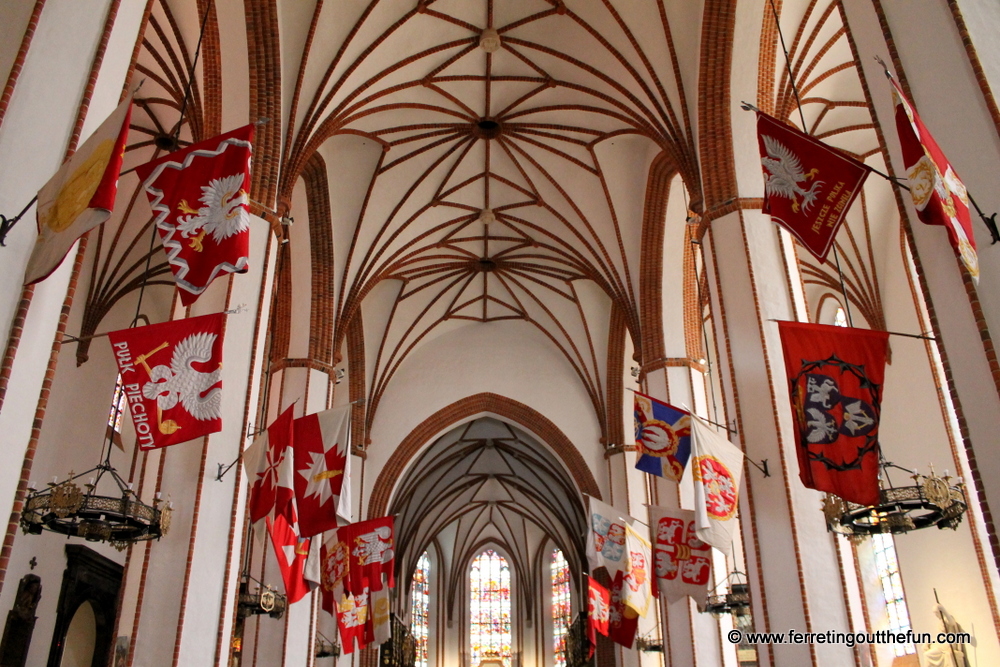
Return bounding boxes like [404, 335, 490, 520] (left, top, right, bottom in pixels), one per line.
[370, 585, 392, 645]
[622, 524, 653, 617]
[648, 505, 713, 608]
[689, 416, 744, 555]
[585, 496, 634, 576]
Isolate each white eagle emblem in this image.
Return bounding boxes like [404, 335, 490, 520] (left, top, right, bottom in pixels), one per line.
[352, 526, 393, 566]
[176, 173, 249, 251]
[142, 332, 222, 421]
[761, 135, 824, 213]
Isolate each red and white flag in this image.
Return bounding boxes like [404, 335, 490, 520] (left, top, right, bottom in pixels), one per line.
[622, 524, 654, 618]
[25, 96, 132, 284]
[107, 312, 224, 450]
[339, 516, 395, 595]
[244, 404, 295, 538]
[320, 528, 350, 616]
[649, 505, 712, 608]
[266, 510, 318, 604]
[607, 572, 639, 649]
[136, 125, 254, 304]
[756, 110, 870, 262]
[336, 589, 372, 654]
[293, 405, 351, 537]
[587, 575, 611, 651]
[690, 416, 744, 555]
[889, 77, 979, 282]
[778, 321, 889, 506]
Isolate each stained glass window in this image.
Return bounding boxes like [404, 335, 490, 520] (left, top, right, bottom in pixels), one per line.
[108, 374, 127, 433]
[411, 552, 430, 667]
[833, 306, 848, 328]
[872, 534, 915, 656]
[551, 549, 571, 667]
[470, 549, 512, 667]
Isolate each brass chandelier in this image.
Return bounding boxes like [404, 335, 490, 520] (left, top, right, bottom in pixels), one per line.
[20, 459, 171, 551]
[823, 460, 967, 540]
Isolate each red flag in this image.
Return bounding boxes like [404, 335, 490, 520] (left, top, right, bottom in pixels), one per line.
[777, 321, 889, 506]
[606, 572, 638, 649]
[756, 111, 870, 262]
[244, 405, 296, 537]
[136, 125, 254, 304]
[336, 589, 373, 654]
[649, 506, 712, 608]
[293, 406, 351, 537]
[587, 575, 611, 656]
[339, 516, 395, 595]
[889, 77, 979, 282]
[266, 511, 314, 604]
[107, 312, 224, 450]
[26, 96, 132, 284]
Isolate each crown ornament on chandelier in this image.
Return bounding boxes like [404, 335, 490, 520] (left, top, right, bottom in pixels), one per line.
[20, 459, 171, 551]
[823, 459, 967, 542]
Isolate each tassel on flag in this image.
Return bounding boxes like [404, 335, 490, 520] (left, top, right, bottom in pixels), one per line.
[634, 392, 691, 481]
[107, 312, 224, 450]
[649, 505, 712, 609]
[755, 110, 871, 262]
[777, 321, 889, 506]
[25, 96, 133, 284]
[622, 524, 654, 618]
[292, 405, 352, 537]
[689, 416, 744, 555]
[585, 497, 633, 577]
[587, 575, 611, 657]
[888, 76, 979, 282]
[136, 125, 255, 304]
[244, 404, 296, 539]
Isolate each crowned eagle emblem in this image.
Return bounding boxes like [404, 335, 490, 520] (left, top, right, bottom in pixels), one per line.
[176, 173, 249, 251]
[142, 332, 222, 421]
[761, 135, 824, 213]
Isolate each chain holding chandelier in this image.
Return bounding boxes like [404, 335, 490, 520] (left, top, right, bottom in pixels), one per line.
[20, 460, 171, 551]
[823, 460, 967, 541]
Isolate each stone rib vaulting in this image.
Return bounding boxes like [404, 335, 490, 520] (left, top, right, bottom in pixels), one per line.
[1, 1, 1000, 666]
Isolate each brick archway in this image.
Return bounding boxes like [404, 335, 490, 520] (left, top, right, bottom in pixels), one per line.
[367, 392, 601, 518]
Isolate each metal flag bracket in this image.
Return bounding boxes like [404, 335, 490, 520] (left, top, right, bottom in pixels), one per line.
[748, 458, 770, 478]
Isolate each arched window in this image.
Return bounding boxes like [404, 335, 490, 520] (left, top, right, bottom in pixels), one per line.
[550, 549, 571, 667]
[833, 305, 849, 328]
[470, 549, 512, 667]
[108, 374, 127, 433]
[411, 552, 430, 667]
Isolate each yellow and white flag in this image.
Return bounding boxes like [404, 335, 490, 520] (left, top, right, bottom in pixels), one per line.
[622, 524, 653, 617]
[690, 416, 744, 555]
[24, 96, 132, 284]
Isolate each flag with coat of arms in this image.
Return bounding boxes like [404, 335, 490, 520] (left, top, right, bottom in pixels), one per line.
[649, 505, 712, 609]
[585, 496, 633, 577]
[338, 515, 395, 595]
[244, 404, 296, 539]
[689, 416, 744, 555]
[622, 524, 654, 618]
[888, 75, 979, 282]
[106, 311, 224, 450]
[586, 575, 610, 656]
[634, 392, 691, 480]
[136, 125, 254, 304]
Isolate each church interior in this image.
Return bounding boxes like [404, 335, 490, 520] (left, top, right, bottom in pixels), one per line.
[1, 1, 1000, 666]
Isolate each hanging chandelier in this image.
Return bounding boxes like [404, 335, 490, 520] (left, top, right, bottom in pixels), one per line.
[823, 461, 967, 540]
[20, 460, 171, 551]
[704, 572, 751, 617]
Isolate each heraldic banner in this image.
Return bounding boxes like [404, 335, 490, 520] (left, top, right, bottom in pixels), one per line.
[136, 125, 255, 304]
[25, 96, 133, 284]
[587, 575, 610, 653]
[649, 505, 712, 609]
[622, 524, 654, 618]
[777, 321, 889, 506]
[293, 405, 351, 538]
[756, 111, 870, 262]
[108, 312, 224, 450]
[889, 77, 979, 282]
[244, 404, 296, 538]
[634, 392, 691, 481]
[339, 516, 395, 595]
[607, 572, 639, 649]
[585, 496, 633, 577]
[689, 416, 744, 555]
